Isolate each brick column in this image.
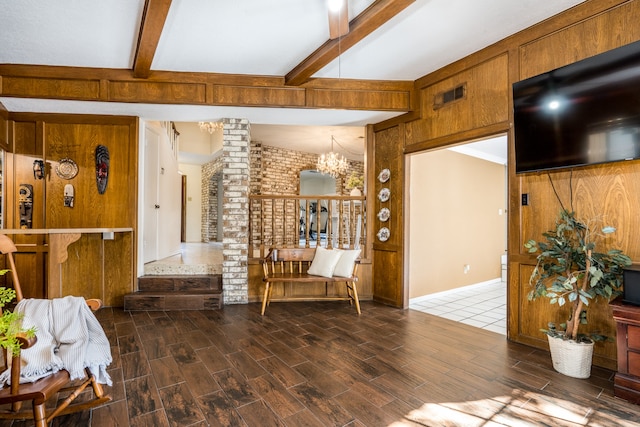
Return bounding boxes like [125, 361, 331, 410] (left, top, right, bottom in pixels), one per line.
[222, 119, 250, 304]
[201, 156, 223, 242]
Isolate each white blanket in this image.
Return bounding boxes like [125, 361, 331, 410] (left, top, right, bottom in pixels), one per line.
[0, 296, 112, 386]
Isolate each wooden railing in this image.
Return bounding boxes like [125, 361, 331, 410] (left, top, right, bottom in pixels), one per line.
[249, 194, 367, 259]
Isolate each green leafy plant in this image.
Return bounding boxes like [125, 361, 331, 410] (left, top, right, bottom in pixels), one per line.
[345, 172, 364, 190]
[525, 210, 632, 343]
[0, 270, 36, 356]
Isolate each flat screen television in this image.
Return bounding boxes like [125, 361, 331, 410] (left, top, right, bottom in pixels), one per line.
[513, 40, 640, 173]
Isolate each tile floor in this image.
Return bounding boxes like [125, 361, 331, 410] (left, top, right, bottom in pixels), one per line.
[409, 279, 507, 335]
[144, 242, 223, 275]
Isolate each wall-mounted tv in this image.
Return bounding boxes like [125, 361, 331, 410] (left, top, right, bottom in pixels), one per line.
[513, 40, 640, 174]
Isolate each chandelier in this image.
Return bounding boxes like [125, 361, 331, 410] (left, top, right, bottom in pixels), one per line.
[198, 121, 224, 134]
[317, 136, 349, 178]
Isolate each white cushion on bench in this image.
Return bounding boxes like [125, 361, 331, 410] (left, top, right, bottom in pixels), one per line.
[333, 249, 361, 277]
[307, 246, 343, 278]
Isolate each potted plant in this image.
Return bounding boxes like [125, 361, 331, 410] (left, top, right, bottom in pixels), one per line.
[0, 272, 35, 358]
[525, 209, 632, 378]
[346, 172, 364, 196]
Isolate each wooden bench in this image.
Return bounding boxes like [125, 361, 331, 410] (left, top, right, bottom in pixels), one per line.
[261, 247, 361, 315]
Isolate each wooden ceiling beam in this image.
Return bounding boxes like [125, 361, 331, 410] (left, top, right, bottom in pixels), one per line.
[133, 0, 173, 79]
[286, 0, 415, 86]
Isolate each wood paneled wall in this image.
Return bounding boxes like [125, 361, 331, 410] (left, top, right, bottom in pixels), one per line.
[371, 0, 640, 369]
[1, 113, 138, 306]
[371, 124, 404, 307]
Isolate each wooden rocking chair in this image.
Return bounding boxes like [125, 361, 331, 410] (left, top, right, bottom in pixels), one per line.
[0, 234, 111, 426]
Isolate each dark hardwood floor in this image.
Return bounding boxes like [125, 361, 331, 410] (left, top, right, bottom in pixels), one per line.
[8, 301, 640, 426]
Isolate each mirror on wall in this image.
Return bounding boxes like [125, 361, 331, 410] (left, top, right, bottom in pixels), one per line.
[299, 169, 336, 238]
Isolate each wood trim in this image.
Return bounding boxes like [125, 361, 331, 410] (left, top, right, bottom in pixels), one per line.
[133, 0, 173, 79]
[285, 0, 416, 86]
[403, 122, 510, 154]
[0, 102, 8, 151]
[7, 112, 137, 125]
[372, 111, 419, 132]
[0, 65, 413, 113]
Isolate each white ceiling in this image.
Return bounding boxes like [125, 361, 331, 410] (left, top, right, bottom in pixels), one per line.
[0, 0, 583, 160]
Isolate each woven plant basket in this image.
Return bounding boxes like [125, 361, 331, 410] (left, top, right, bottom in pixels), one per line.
[547, 334, 594, 379]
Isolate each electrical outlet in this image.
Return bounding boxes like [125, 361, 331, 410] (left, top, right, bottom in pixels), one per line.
[521, 193, 529, 206]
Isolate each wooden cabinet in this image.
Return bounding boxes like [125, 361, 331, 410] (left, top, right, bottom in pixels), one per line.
[611, 298, 640, 404]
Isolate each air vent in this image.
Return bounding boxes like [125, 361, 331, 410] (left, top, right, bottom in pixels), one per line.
[433, 83, 466, 109]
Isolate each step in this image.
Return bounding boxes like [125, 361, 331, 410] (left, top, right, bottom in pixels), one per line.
[144, 262, 222, 276]
[124, 290, 223, 311]
[137, 274, 221, 292]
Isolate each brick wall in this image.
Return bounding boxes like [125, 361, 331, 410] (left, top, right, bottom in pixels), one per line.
[248, 142, 364, 250]
[254, 143, 364, 195]
[201, 155, 223, 242]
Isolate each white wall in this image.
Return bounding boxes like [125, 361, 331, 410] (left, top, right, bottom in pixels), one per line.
[408, 149, 506, 298]
[179, 163, 202, 242]
[175, 122, 223, 162]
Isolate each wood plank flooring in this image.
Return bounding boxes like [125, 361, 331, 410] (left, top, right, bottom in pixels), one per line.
[7, 301, 640, 426]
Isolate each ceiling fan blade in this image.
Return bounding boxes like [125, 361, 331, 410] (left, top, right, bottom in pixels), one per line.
[328, 0, 349, 39]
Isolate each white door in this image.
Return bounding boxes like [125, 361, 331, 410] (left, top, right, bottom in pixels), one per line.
[143, 129, 160, 263]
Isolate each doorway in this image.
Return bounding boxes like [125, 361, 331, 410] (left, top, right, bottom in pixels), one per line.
[407, 134, 508, 334]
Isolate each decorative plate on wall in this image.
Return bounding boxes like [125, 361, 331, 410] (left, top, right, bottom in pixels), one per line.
[377, 207, 390, 222]
[378, 168, 390, 183]
[378, 187, 390, 202]
[377, 227, 390, 242]
[55, 158, 79, 180]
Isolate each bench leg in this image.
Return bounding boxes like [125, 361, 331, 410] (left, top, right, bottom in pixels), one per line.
[349, 281, 361, 315]
[261, 283, 271, 315]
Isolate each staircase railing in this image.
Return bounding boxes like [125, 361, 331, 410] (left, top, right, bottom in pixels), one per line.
[249, 194, 367, 259]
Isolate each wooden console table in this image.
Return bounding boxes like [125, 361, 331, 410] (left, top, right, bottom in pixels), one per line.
[611, 298, 640, 404]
